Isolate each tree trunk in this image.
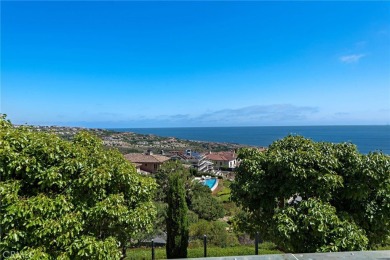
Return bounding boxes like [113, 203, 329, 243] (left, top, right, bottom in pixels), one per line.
[120, 245, 127, 260]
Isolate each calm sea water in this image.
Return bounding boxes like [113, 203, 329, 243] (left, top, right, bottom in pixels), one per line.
[111, 126, 390, 154]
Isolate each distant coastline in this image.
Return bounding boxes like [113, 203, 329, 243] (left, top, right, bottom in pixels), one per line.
[20, 124, 246, 154]
[111, 125, 390, 155]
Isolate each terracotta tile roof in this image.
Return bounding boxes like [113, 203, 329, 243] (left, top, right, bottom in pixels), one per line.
[205, 151, 236, 161]
[124, 153, 170, 163]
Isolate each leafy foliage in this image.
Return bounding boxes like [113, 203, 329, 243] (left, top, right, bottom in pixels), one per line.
[155, 161, 224, 222]
[166, 173, 189, 259]
[126, 244, 281, 259]
[272, 198, 367, 252]
[189, 220, 239, 248]
[231, 135, 390, 252]
[155, 161, 190, 203]
[189, 182, 225, 221]
[0, 116, 157, 259]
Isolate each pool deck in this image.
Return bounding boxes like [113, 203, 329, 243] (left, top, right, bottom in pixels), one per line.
[210, 178, 219, 191]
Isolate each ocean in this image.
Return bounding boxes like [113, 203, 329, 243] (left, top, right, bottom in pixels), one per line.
[111, 126, 390, 154]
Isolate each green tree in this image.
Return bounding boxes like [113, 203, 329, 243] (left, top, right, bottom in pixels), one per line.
[131, 201, 168, 246]
[155, 161, 190, 203]
[189, 220, 239, 248]
[155, 160, 224, 220]
[0, 116, 157, 259]
[166, 173, 189, 259]
[190, 182, 225, 221]
[231, 135, 390, 252]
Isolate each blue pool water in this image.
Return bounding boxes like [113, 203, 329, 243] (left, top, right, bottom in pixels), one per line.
[203, 178, 217, 189]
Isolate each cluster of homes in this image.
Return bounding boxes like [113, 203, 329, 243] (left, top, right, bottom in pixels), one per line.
[124, 149, 238, 175]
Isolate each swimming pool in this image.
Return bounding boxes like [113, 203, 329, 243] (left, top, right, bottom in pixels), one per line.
[202, 178, 218, 191]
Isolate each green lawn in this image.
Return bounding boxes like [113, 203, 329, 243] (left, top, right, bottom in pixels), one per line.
[216, 180, 232, 203]
[377, 245, 390, 250]
[126, 244, 282, 259]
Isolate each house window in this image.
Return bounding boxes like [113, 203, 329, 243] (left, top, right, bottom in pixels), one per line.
[154, 164, 158, 170]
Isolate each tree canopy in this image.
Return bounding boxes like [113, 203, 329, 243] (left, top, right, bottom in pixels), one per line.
[166, 173, 189, 259]
[189, 220, 239, 248]
[231, 135, 390, 253]
[155, 161, 224, 222]
[155, 160, 190, 203]
[189, 182, 225, 221]
[0, 116, 157, 259]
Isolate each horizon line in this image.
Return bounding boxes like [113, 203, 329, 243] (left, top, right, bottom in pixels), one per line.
[14, 123, 390, 129]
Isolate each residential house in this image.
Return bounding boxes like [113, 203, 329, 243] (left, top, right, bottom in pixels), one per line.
[124, 150, 170, 173]
[168, 149, 214, 173]
[133, 163, 142, 173]
[205, 151, 237, 170]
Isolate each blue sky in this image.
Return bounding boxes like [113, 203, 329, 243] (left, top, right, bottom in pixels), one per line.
[1, 1, 389, 127]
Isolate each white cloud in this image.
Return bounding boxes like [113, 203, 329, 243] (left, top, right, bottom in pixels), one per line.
[355, 41, 367, 49]
[339, 54, 366, 64]
[120, 104, 320, 127]
[192, 104, 318, 124]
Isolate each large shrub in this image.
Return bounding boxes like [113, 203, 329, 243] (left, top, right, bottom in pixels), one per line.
[0, 116, 157, 259]
[231, 135, 390, 252]
[189, 220, 239, 248]
[189, 182, 225, 221]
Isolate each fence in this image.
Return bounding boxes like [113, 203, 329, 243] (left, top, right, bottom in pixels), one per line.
[148, 232, 262, 260]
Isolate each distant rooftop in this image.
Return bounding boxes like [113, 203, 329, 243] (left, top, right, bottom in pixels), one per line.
[206, 151, 236, 161]
[124, 153, 170, 163]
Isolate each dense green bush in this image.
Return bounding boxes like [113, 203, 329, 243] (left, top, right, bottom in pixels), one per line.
[232, 135, 390, 252]
[155, 161, 224, 225]
[0, 116, 157, 259]
[189, 220, 239, 248]
[190, 182, 225, 221]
